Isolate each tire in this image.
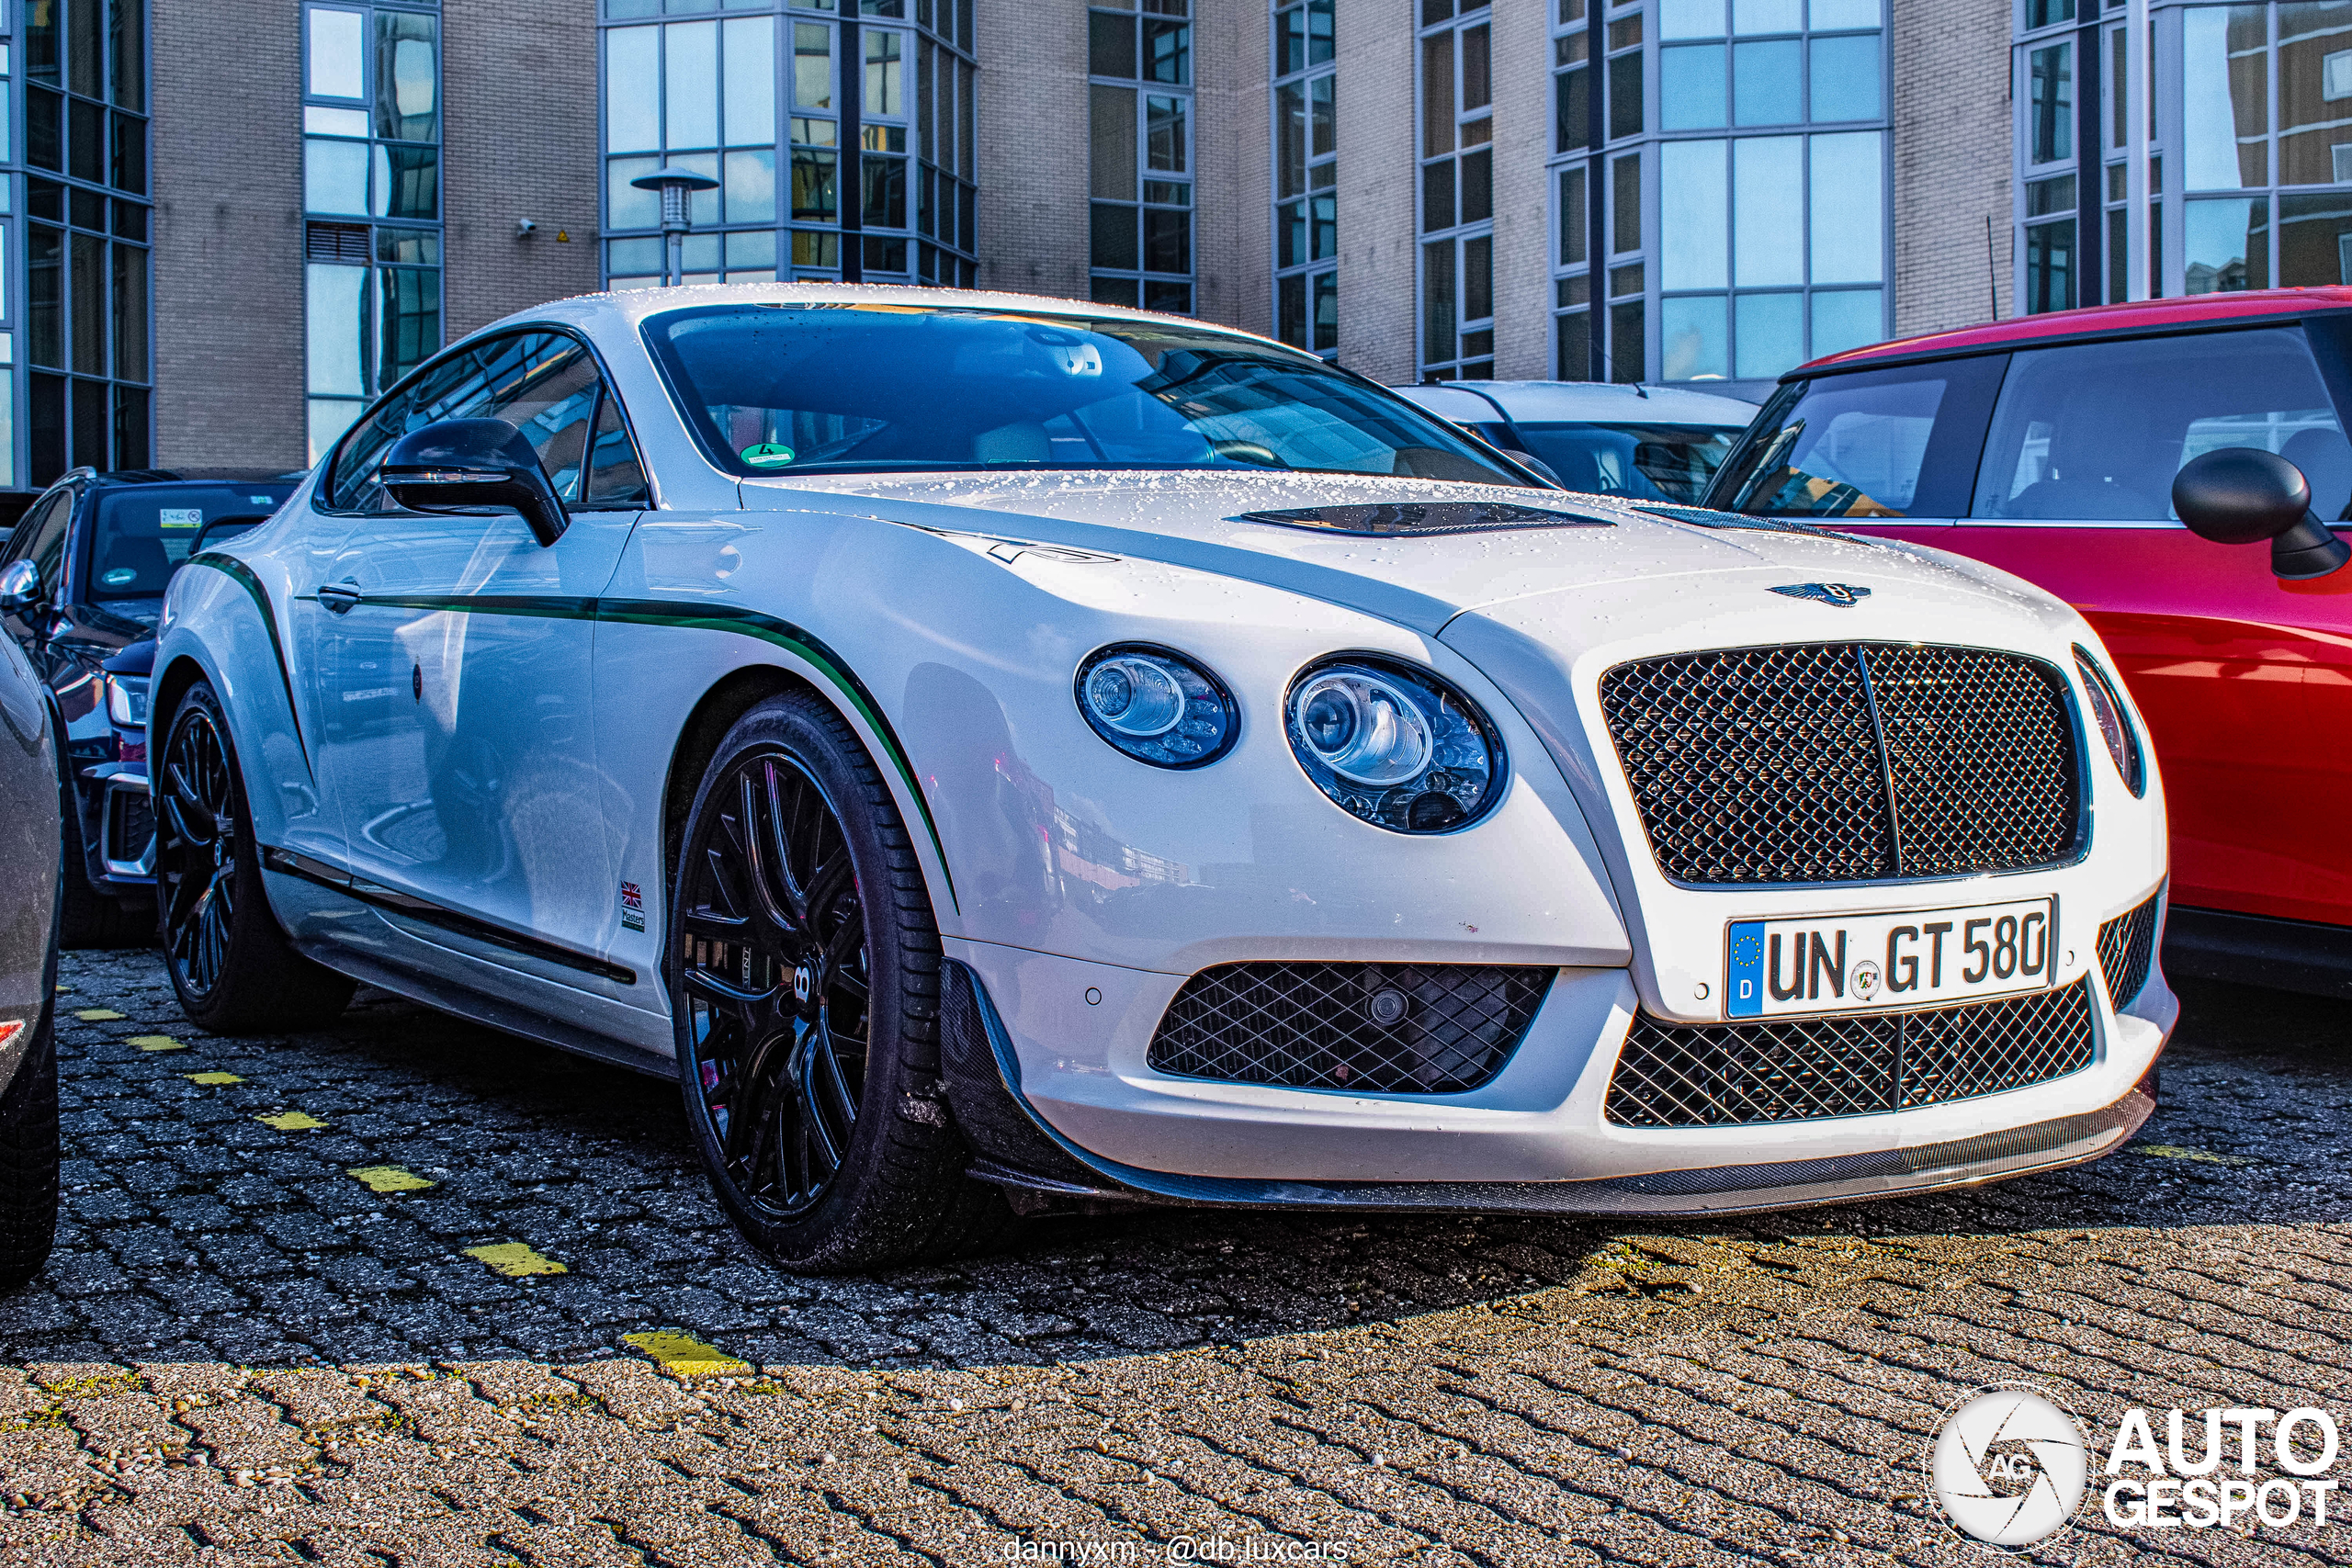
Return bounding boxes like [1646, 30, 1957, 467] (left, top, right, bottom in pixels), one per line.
[57, 785, 148, 950]
[669, 691, 1012, 1272]
[0, 899, 59, 1292]
[155, 682, 354, 1033]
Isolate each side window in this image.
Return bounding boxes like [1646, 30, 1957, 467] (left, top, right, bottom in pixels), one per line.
[474, 336, 600, 502]
[1719, 357, 2007, 520]
[582, 391, 649, 506]
[1972, 328, 2348, 523]
[16, 491, 74, 597]
[324, 344, 491, 513]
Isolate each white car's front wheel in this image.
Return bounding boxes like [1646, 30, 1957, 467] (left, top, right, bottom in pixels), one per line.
[669, 692, 1012, 1271]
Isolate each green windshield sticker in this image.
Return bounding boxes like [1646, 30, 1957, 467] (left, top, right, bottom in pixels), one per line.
[741, 443, 797, 467]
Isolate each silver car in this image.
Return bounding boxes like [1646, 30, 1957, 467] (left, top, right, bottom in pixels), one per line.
[1394, 381, 1758, 504]
[0, 626, 61, 1289]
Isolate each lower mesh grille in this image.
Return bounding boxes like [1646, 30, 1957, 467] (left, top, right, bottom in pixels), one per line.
[1605, 979, 2098, 1127]
[2098, 890, 2162, 1008]
[1146, 962, 1553, 1094]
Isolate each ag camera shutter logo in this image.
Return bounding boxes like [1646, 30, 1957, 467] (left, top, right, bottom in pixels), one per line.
[1928, 1385, 2089, 1550]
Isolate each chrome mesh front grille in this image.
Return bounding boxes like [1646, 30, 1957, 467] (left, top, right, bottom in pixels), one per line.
[2098, 890, 2162, 1008]
[1603, 978, 2098, 1127]
[1598, 643, 2080, 886]
[1146, 962, 1553, 1095]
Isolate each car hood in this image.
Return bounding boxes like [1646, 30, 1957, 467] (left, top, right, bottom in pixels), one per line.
[738, 469, 2073, 638]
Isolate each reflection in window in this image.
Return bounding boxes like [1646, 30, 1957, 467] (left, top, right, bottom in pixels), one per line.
[301, 0, 441, 459]
[1420, 1, 1493, 378]
[2185, 196, 2269, 291]
[1092, 1, 1194, 313]
[1272, 0, 1336, 354]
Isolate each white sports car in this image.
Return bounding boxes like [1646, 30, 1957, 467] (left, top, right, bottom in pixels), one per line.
[152, 285, 2174, 1269]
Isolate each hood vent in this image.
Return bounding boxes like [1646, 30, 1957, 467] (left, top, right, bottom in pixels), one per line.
[1228, 501, 1612, 536]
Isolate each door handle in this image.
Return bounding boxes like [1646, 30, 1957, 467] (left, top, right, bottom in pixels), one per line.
[315, 581, 363, 615]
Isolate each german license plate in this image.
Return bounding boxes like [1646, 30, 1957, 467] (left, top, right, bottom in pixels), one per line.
[1724, 897, 2057, 1020]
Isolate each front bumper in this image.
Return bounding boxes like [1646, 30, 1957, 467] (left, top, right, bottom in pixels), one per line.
[940, 925, 2175, 1213]
[76, 763, 153, 891]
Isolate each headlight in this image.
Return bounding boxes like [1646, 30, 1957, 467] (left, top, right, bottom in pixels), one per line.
[1074, 645, 1238, 768]
[104, 674, 150, 728]
[1285, 656, 1503, 832]
[2073, 647, 2145, 798]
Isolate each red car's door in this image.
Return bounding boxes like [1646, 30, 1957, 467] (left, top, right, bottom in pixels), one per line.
[1910, 327, 2352, 928]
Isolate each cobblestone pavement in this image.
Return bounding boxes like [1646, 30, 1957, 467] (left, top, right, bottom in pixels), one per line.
[0, 948, 2345, 1565]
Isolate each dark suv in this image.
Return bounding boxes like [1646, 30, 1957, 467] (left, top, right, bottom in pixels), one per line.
[0, 467, 300, 944]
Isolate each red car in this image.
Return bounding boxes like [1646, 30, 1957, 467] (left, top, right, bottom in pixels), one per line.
[1702, 288, 2352, 1000]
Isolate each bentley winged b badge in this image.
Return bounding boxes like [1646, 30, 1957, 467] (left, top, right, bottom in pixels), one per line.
[1770, 582, 1872, 607]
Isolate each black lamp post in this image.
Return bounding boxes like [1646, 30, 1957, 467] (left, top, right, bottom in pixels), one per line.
[628, 165, 723, 287]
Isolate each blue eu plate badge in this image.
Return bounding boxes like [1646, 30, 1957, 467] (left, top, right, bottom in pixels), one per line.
[1726, 921, 1767, 1019]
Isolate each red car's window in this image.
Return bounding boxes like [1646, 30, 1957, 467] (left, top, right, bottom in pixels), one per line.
[1970, 326, 2348, 522]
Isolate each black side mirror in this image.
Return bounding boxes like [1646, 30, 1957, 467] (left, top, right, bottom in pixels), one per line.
[0, 559, 41, 617]
[2171, 446, 2352, 581]
[381, 418, 570, 547]
[187, 514, 269, 556]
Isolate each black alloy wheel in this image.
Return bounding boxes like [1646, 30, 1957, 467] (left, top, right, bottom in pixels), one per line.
[153, 682, 353, 1033]
[679, 748, 872, 1217]
[157, 698, 239, 998]
[669, 693, 1012, 1270]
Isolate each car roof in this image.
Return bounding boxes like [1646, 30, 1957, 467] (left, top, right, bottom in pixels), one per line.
[1797, 286, 2352, 377]
[1389, 380, 1760, 426]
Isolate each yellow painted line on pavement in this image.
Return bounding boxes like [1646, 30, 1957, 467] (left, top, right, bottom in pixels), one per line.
[621, 1332, 750, 1377]
[2135, 1143, 2253, 1167]
[467, 1243, 566, 1277]
[129, 1035, 186, 1052]
[75, 1009, 126, 1021]
[255, 1111, 327, 1131]
[347, 1166, 437, 1193]
[186, 1072, 244, 1086]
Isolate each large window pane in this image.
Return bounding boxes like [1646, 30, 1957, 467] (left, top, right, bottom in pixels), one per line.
[1091, 202, 1137, 269]
[1661, 295, 1727, 379]
[791, 147, 838, 220]
[1608, 47, 1644, 139]
[2185, 196, 2269, 291]
[1609, 299, 1645, 382]
[375, 12, 437, 142]
[1808, 34, 1882, 121]
[1810, 0, 1877, 24]
[1090, 11, 1136, 78]
[607, 154, 661, 228]
[1733, 135, 1802, 286]
[374, 145, 438, 220]
[1808, 131, 1883, 283]
[1144, 208, 1191, 274]
[28, 229, 61, 370]
[1148, 94, 1186, 174]
[1423, 239, 1456, 365]
[1143, 18, 1188, 85]
[1660, 139, 1727, 289]
[309, 6, 365, 99]
[1423, 31, 1454, 156]
[606, 27, 660, 152]
[865, 30, 902, 115]
[2280, 192, 2352, 284]
[1559, 164, 1589, 265]
[110, 243, 145, 382]
[2182, 6, 2268, 189]
[1611, 151, 1641, 253]
[1091, 85, 1136, 200]
[722, 16, 775, 145]
[794, 22, 833, 110]
[1661, 44, 1725, 130]
[1556, 62, 1590, 152]
[1735, 290, 1803, 377]
[1809, 288, 1882, 356]
[309, 400, 364, 467]
[306, 263, 367, 397]
[1464, 233, 1493, 321]
[1733, 39, 1800, 126]
[70, 233, 104, 376]
[2277, 1, 2352, 184]
[1662, 0, 1726, 40]
[304, 136, 369, 215]
[2029, 40, 2072, 165]
[667, 21, 718, 148]
[1734, 0, 1801, 31]
[2023, 219, 2076, 311]
[1311, 74, 1334, 157]
[725, 148, 776, 223]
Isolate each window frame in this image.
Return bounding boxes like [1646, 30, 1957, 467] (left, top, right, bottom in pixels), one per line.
[314, 322, 654, 519]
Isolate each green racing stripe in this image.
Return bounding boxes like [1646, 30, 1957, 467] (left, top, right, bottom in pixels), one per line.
[184, 552, 312, 774]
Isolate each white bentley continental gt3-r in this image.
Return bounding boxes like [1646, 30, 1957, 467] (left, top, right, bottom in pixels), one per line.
[151, 286, 2174, 1269]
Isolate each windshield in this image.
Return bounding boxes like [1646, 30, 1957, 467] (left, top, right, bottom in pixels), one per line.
[1703, 357, 2007, 519]
[642, 303, 1542, 486]
[1498, 422, 1742, 503]
[86, 483, 293, 606]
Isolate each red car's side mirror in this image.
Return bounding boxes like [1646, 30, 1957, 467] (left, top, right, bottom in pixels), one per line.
[2171, 446, 2351, 580]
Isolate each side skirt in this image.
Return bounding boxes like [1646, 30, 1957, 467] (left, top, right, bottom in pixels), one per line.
[2165, 905, 2352, 1002]
[283, 930, 681, 1082]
